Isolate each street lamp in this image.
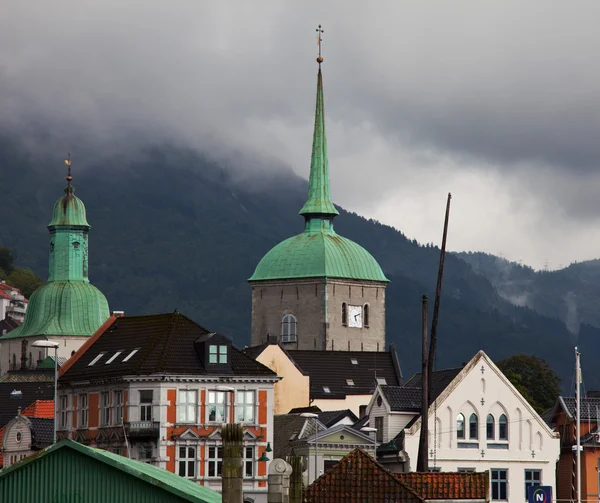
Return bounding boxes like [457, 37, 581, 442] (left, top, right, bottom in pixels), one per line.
[301, 412, 319, 482]
[32, 340, 60, 444]
[361, 427, 378, 460]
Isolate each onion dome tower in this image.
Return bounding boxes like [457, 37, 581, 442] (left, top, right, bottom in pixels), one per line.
[249, 29, 388, 352]
[1, 155, 110, 366]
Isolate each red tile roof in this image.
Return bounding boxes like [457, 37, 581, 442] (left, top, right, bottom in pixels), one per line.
[304, 448, 425, 503]
[22, 400, 54, 419]
[395, 472, 489, 501]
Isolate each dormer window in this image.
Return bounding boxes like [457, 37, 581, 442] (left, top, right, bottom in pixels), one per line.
[209, 345, 228, 364]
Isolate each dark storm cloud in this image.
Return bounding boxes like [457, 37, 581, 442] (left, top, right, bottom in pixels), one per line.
[2, 1, 600, 268]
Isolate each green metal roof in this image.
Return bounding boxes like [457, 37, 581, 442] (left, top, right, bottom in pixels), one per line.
[0, 177, 109, 341]
[298, 67, 339, 218]
[249, 218, 388, 282]
[1, 282, 110, 339]
[0, 439, 222, 503]
[48, 184, 90, 228]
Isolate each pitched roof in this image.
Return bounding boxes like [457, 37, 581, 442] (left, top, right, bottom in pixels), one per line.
[287, 349, 402, 399]
[273, 414, 311, 459]
[0, 439, 221, 503]
[29, 417, 53, 448]
[0, 316, 20, 334]
[381, 386, 423, 412]
[403, 367, 464, 400]
[396, 472, 489, 500]
[60, 312, 277, 382]
[304, 448, 424, 503]
[317, 409, 358, 427]
[22, 400, 54, 419]
[559, 396, 600, 420]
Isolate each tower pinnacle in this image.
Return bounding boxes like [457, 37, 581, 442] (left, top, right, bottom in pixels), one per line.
[299, 26, 339, 219]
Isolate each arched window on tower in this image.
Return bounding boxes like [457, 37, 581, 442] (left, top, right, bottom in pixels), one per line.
[364, 304, 370, 328]
[281, 314, 297, 343]
[342, 303, 348, 326]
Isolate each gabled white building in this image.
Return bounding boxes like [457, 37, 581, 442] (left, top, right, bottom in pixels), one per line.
[366, 350, 560, 502]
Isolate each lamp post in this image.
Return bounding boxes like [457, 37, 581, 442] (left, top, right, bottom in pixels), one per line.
[361, 426, 378, 460]
[32, 340, 60, 444]
[301, 412, 319, 482]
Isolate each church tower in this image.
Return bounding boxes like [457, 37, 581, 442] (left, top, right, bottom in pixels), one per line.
[0, 158, 110, 371]
[249, 43, 389, 351]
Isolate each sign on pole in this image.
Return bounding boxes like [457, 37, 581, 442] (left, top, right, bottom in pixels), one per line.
[528, 486, 552, 503]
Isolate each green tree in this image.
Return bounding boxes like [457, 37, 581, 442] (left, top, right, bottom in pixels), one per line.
[497, 354, 560, 413]
[7, 268, 44, 298]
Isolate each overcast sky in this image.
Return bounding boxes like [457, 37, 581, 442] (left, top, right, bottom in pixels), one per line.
[3, 1, 600, 269]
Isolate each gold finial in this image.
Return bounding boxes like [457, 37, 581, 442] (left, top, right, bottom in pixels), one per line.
[65, 152, 72, 185]
[316, 25, 324, 64]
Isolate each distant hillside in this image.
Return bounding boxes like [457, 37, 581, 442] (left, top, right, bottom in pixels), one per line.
[457, 251, 600, 337]
[0, 137, 596, 386]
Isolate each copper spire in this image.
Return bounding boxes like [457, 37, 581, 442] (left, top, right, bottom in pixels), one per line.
[65, 152, 72, 184]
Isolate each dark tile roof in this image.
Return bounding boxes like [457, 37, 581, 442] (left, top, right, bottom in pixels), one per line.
[29, 417, 54, 449]
[317, 409, 358, 428]
[381, 386, 423, 412]
[561, 397, 600, 420]
[304, 448, 424, 503]
[0, 381, 54, 426]
[0, 316, 20, 334]
[273, 414, 310, 459]
[288, 406, 322, 414]
[403, 367, 463, 402]
[395, 472, 489, 500]
[352, 416, 370, 431]
[287, 349, 402, 399]
[60, 312, 277, 383]
[0, 369, 54, 383]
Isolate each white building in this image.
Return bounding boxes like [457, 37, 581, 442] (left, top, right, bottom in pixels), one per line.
[367, 350, 560, 502]
[0, 281, 27, 324]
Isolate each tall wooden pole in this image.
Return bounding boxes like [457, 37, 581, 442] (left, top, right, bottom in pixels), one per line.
[417, 295, 429, 471]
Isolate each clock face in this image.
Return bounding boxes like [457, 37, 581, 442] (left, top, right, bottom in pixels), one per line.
[348, 305, 363, 328]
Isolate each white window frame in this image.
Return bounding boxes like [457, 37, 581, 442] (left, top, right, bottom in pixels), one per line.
[207, 391, 227, 423]
[491, 469, 508, 501]
[178, 445, 196, 478]
[178, 390, 198, 423]
[281, 314, 297, 343]
[244, 446, 255, 478]
[236, 390, 255, 423]
[78, 393, 88, 428]
[100, 392, 111, 426]
[207, 446, 223, 478]
[139, 390, 153, 421]
[59, 395, 69, 429]
[113, 390, 124, 425]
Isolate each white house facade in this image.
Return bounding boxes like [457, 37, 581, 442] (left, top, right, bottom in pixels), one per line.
[367, 351, 561, 502]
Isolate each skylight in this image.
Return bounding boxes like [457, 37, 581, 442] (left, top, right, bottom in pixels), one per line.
[351, 358, 358, 365]
[105, 351, 122, 364]
[88, 353, 106, 366]
[122, 348, 140, 362]
[346, 379, 355, 386]
[323, 386, 331, 393]
[377, 378, 387, 385]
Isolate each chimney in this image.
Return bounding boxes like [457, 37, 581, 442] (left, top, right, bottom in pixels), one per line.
[221, 423, 244, 503]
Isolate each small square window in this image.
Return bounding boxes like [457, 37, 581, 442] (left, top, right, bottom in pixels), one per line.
[88, 352, 105, 366]
[351, 358, 358, 365]
[376, 378, 387, 385]
[323, 387, 331, 393]
[346, 379, 355, 386]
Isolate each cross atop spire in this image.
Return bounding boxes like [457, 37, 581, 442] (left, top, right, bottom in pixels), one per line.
[65, 151, 73, 186]
[299, 26, 339, 220]
[316, 25, 324, 64]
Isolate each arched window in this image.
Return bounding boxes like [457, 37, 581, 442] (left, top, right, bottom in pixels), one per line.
[281, 314, 297, 343]
[364, 304, 370, 327]
[469, 413, 478, 439]
[499, 414, 508, 440]
[342, 303, 348, 326]
[456, 413, 465, 439]
[486, 414, 495, 440]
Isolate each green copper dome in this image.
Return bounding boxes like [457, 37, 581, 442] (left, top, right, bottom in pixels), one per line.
[48, 185, 90, 227]
[1, 171, 109, 341]
[249, 62, 388, 284]
[249, 219, 388, 282]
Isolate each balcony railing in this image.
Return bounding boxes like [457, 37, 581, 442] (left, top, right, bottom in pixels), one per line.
[125, 421, 160, 438]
